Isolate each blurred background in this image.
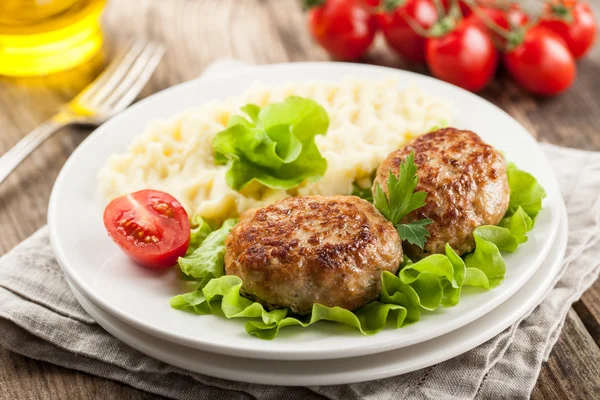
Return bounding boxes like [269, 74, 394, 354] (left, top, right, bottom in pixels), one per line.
[0, 0, 597, 139]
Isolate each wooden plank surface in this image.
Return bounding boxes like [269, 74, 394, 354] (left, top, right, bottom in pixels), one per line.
[0, 0, 599, 399]
[531, 309, 600, 400]
[574, 278, 600, 346]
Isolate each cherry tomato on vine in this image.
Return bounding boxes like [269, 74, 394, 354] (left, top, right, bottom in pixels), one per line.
[308, 0, 378, 60]
[538, 1, 597, 59]
[504, 27, 576, 96]
[377, 0, 438, 63]
[104, 190, 190, 269]
[425, 19, 498, 92]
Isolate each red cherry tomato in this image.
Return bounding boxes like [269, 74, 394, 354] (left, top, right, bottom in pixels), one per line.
[504, 26, 576, 96]
[308, 0, 378, 60]
[378, 0, 438, 63]
[425, 19, 498, 91]
[103, 190, 190, 269]
[538, 1, 597, 58]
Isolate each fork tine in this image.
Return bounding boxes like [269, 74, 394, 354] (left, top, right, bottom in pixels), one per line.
[76, 40, 146, 104]
[80, 40, 148, 107]
[101, 43, 165, 113]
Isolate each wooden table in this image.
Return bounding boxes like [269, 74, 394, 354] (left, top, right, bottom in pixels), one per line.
[0, 0, 599, 398]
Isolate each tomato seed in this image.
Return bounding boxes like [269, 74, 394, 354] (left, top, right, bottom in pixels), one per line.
[152, 201, 174, 218]
[118, 216, 160, 244]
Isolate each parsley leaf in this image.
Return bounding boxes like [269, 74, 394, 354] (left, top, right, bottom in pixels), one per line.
[397, 219, 433, 248]
[374, 152, 431, 249]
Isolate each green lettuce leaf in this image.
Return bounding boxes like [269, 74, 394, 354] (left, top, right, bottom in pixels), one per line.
[427, 119, 448, 132]
[170, 163, 546, 339]
[171, 274, 408, 340]
[464, 230, 506, 289]
[351, 182, 373, 202]
[178, 219, 237, 282]
[505, 163, 546, 220]
[443, 244, 467, 306]
[186, 215, 213, 256]
[212, 96, 329, 191]
[395, 244, 466, 310]
[245, 302, 408, 340]
[499, 206, 532, 246]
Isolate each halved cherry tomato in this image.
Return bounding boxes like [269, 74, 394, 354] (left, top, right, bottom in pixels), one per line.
[308, 0, 378, 60]
[504, 26, 576, 96]
[103, 190, 190, 269]
[539, 1, 597, 59]
[425, 19, 498, 91]
[378, 0, 438, 63]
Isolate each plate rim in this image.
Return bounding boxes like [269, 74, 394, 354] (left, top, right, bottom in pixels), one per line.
[49, 61, 562, 361]
[66, 199, 568, 386]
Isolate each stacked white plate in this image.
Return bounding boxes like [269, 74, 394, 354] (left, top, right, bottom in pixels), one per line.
[48, 63, 568, 386]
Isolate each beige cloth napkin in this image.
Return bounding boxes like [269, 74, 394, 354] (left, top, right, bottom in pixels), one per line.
[0, 61, 599, 399]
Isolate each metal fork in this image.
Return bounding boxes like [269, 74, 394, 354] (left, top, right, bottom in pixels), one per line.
[0, 40, 165, 185]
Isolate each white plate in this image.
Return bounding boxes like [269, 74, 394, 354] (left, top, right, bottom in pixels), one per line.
[66, 201, 567, 386]
[49, 62, 562, 361]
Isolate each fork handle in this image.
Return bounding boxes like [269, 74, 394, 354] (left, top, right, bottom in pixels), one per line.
[0, 116, 69, 185]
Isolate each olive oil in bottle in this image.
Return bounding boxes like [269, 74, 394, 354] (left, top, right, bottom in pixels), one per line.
[0, 0, 106, 76]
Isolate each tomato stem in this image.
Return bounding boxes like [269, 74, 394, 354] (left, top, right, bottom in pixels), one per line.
[432, 0, 446, 18]
[549, 3, 574, 23]
[402, 0, 462, 38]
[402, 13, 434, 36]
[302, 0, 325, 11]
[428, 0, 462, 37]
[463, 0, 512, 39]
[382, 0, 406, 12]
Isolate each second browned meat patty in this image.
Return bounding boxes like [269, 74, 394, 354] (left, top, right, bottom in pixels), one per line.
[373, 128, 510, 260]
[224, 195, 403, 315]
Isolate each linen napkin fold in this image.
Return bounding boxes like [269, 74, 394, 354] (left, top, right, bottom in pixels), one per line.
[0, 64, 599, 400]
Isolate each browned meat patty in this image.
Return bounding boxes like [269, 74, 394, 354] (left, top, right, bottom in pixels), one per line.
[224, 195, 403, 315]
[373, 128, 510, 260]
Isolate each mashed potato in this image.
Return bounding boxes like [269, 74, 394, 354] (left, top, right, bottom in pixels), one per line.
[98, 77, 452, 221]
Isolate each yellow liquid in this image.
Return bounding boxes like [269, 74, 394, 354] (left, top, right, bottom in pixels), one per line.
[0, 0, 106, 76]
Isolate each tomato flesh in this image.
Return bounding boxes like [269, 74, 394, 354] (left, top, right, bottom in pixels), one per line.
[104, 190, 190, 269]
